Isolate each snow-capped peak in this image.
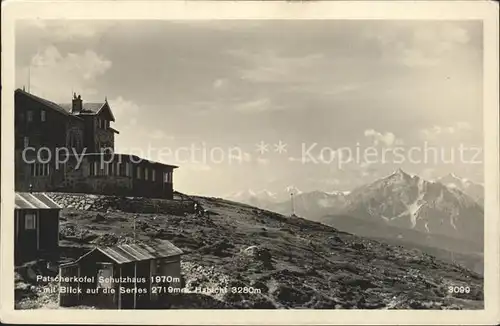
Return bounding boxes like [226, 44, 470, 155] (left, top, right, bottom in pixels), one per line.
[325, 190, 350, 196]
[380, 168, 416, 184]
[437, 173, 470, 187]
[392, 168, 416, 178]
[441, 172, 461, 181]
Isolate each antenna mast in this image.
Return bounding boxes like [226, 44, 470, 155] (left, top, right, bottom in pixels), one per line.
[27, 65, 31, 93]
[133, 215, 137, 243]
[290, 192, 295, 216]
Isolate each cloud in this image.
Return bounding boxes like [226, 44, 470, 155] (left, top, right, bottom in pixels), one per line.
[107, 97, 177, 147]
[108, 96, 139, 115]
[364, 129, 402, 147]
[413, 23, 470, 48]
[399, 48, 440, 67]
[228, 152, 270, 166]
[256, 157, 270, 165]
[363, 22, 473, 68]
[107, 96, 141, 131]
[420, 168, 436, 180]
[17, 20, 116, 42]
[229, 151, 252, 163]
[148, 129, 174, 141]
[229, 49, 325, 84]
[184, 164, 212, 172]
[324, 178, 341, 186]
[419, 121, 473, 140]
[17, 46, 112, 102]
[227, 48, 369, 101]
[233, 98, 283, 113]
[360, 161, 372, 169]
[213, 78, 227, 89]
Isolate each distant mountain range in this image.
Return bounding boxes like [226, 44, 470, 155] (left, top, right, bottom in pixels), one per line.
[336, 169, 483, 243]
[225, 170, 484, 273]
[436, 173, 484, 206]
[226, 171, 483, 238]
[226, 186, 303, 211]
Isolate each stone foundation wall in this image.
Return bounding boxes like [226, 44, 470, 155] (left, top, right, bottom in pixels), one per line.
[47, 192, 195, 216]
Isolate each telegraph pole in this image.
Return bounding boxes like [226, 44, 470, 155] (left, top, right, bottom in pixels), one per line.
[133, 215, 137, 242]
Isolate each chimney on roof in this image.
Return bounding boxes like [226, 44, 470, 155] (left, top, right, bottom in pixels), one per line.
[72, 93, 83, 114]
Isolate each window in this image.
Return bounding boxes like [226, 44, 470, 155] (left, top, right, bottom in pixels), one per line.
[30, 162, 50, 176]
[91, 161, 102, 176]
[163, 172, 172, 183]
[119, 161, 126, 176]
[125, 162, 131, 177]
[145, 168, 149, 181]
[97, 161, 104, 176]
[25, 213, 36, 230]
[97, 263, 113, 289]
[90, 161, 96, 176]
[27, 111, 33, 122]
[69, 134, 79, 149]
[116, 162, 121, 176]
[23, 137, 29, 148]
[41, 110, 46, 122]
[137, 166, 142, 179]
[98, 119, 108, 130]
[152, 169, 156, 182]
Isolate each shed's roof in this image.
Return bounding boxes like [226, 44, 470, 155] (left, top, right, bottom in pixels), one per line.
[15, 192, 61, 210]
[97, 241, 183, 264]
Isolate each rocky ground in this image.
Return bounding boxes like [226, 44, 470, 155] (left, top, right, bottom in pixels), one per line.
[15, 193, 484, 309]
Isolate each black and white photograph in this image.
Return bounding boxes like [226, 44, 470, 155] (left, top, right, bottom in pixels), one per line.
[1, 1, 499, 324]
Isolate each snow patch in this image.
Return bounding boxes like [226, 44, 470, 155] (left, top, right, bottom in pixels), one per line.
[400, 177, 426, 228]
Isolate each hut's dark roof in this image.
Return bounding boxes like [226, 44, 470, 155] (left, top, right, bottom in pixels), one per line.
[15, 192, 61, 210]
[64, 241, 183, 266]
[99, 241, 183, 264]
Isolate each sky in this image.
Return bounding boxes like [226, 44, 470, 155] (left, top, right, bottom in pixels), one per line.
[15, 20, 484, 196]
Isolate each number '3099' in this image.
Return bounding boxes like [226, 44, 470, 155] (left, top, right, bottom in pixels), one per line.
[448, 286, 471, 294]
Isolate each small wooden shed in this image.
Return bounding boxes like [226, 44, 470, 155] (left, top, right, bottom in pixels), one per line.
[59, 240, 183, 309]
[14, 192, 61, 263]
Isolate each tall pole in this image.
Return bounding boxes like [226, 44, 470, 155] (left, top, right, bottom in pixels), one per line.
[28, 65, 31, 93]
[133, 215, 136, 242]
[290, 192, 295, 216]
[133, 262, 137, 309]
